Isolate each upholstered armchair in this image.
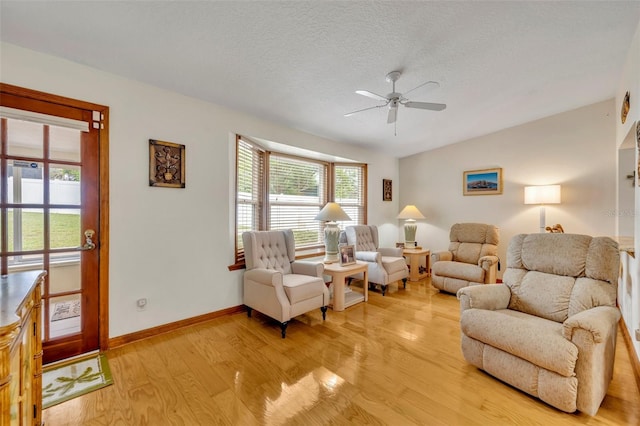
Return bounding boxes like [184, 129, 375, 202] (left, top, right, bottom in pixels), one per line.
[431, 223, 499, 294]
[342, 225, 408, 295]
[457, 233, 620, 415]
[242, 230, 329, 338]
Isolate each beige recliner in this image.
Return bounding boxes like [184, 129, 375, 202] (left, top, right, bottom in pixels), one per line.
[343, 225, 408, 295]
[457, 233, 620, 415]
[242, 230, 329, 338]
[431, 223, 499, 294]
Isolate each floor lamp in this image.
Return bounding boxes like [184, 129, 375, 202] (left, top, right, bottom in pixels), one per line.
[397, 205, 425, 248]
[524, 185, 561, 233]
[315, 202, 352, 263]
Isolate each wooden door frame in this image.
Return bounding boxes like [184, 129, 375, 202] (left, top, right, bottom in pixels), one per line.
[0, 83, 110, 351]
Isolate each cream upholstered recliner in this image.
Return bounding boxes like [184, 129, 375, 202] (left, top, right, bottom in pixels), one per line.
[431, 223, 499, 294]
[342, 225, 408, 296]
[242, 230, 329, 338]
[457, 233, 620, 415]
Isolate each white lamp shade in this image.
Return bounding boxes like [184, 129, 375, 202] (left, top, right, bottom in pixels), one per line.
[314, 202, 351, 222]
[524, 185, 561, 205]
[397, 205, 426, 220]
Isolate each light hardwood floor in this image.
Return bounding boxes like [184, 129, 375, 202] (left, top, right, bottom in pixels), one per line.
[43, 278, 640, 425]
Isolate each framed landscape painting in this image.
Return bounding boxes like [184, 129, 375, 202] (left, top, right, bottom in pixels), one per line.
[463, 167, 502, 196]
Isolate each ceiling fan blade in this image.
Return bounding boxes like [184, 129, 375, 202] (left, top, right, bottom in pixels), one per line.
[355, 90, 389, 102]
[344, 103, 388, 117]
[387, 105, 398, 124]
[404, 101, 447, 111]
[403, 80, 439, 97]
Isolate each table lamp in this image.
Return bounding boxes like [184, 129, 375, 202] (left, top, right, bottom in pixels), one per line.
[397, 205, 425, 248]
[524, 185, 561, 233]
[315, 202, 352, 263]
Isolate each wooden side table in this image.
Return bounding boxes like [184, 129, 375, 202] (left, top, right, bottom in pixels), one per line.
[323, 261, 368, 311]
[403, 248, 431, 282]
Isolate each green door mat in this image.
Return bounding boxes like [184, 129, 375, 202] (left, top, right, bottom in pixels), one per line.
[42, 352, 113, 409]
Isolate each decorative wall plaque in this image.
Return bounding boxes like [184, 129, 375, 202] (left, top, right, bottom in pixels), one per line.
[149, 139, 185, 188]
[383, 179, 392, 201]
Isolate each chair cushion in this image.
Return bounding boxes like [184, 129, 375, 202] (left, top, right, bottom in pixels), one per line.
[282, 274, 325, 304]
[505, 234, 620, 321]
[346, 225, 378, 251]
[432, 260, 484, 283]
[448, 223, 499, 264]
[381, 256, 407, 275]
[505, 269, 575, 323]
[461, 308, 578, 377]
[452, 242, 482, 264]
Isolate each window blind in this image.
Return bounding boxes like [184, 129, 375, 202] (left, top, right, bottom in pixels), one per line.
[334, 163, 367, 226]
[269, 154, 327, 248]
[234, 136, 368, 265]
[235, 137, 264, 262]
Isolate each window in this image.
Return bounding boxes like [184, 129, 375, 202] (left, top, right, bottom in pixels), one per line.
[233, 136, 367, 266]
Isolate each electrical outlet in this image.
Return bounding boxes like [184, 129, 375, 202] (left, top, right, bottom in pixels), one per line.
[136, 298, 147, 311]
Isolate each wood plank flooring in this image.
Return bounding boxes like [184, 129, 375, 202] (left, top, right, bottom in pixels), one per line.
[43, 279, 640, 425]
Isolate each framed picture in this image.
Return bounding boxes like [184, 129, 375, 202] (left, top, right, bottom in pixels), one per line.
[149, 139, 185, 188]
[339, 245, 356, 266]
[463, 167, 502, 196]
[395, 242, 405, 249]
[383, 179, 392, 201]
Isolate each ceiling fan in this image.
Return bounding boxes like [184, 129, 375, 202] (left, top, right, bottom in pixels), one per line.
[344, 70, 446, 129]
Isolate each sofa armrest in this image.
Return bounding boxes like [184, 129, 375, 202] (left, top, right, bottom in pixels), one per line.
[562, 306, 620, 344]
[378, 247, 403, 257]
[478, 255, 499, 268]
[478, 255, 499, 283]
[562, 306, 620, 416]
[432, 251, 453, 262]
[244, 268, 283, 287]
[356, 251, 381, 263]
[456, 284, 511, 313]
[291, 261, 324, 278]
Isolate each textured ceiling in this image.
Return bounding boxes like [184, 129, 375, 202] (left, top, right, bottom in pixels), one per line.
[1, 1, 639, 158]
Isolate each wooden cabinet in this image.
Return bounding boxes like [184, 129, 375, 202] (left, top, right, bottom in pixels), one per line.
[1, 270, 47, 426]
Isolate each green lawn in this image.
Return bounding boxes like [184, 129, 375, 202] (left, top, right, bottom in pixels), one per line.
[6, 211, 80, 251]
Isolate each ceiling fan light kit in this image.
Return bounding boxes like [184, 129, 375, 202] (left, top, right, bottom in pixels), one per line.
[345, 70, 447, 134]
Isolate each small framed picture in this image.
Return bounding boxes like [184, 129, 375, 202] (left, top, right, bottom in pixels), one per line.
[396, 242, 405, 249]
[383, 179, 392, 201]
[463, 167, 502, 196]
[149, 139, 186, 188]
[339, 245, 356, 266]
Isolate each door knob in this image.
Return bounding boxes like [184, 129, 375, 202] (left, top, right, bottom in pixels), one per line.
[82, 229, 96, 250]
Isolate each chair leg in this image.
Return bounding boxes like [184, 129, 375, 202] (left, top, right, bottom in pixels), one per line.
[402, 278, 407, 289]
[381, 285, 387, 296]
[247, 307, 252, 318]
[321, 306, 328, 320]
[347, 277, 353, 286]
[280, 321, 288, 338]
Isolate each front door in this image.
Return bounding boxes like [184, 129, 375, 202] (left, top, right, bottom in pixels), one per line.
[0, 84, 108, 363]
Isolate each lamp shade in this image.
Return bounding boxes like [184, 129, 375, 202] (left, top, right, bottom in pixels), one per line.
[524, 185, 561, 205]
[314, 202, 351, 222]
[397, 205, 426, 220]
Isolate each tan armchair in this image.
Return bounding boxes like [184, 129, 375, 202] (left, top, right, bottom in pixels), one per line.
[343, 225, 408, 295]
[242, 230, 329, 338]
[431, 223, 499, 294]
[457, 233, 620, 415]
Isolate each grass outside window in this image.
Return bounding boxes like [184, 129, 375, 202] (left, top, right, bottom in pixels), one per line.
[6, 211, 80, 251]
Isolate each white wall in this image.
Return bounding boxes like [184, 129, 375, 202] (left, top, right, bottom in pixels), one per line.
[399, 99, 617, 280]
[0, 42, 400, 338]
[615, 18, 640, 364]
